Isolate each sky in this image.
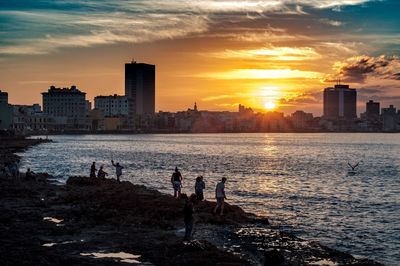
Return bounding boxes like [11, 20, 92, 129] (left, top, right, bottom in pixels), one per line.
[0, 0, 399, 115]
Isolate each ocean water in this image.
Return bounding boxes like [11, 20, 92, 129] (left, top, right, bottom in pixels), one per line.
[20, 133, 399, 265]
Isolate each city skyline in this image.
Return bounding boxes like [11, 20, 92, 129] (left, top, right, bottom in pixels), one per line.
[2, 79, 399, 117]
[1, 1, 400, 115]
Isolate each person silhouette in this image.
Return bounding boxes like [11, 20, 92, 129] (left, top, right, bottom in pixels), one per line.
[195, 176, 205, 201]
[183, 194, 196, 241]
[213, 177, 227, 216]
[97, 165, 108, 179]
[111, 160, 124, 183]
[90, 162, 97, 178]
[171, 167, 183, 197]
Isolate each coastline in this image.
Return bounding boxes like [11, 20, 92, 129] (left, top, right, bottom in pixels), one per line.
[0, 138, 384, 265]
[30, 130, 400, 135]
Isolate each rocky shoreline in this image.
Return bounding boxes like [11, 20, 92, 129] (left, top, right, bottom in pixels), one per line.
[0, 138, 384, 265]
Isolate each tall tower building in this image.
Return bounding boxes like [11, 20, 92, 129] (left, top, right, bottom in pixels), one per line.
[0, 90, 8, 105]
[323, 84, 357, 120]
[0, 90, 13, 130]
[125, 61, 155, 116]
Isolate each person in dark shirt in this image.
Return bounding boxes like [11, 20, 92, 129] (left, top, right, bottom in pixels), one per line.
[194, 176, 205, 201]
[90, 162, 96, 178]
[183, 194, 196, 241]
[97, 165, 108, 179]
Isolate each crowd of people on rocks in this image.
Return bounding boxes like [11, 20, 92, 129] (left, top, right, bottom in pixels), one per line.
[2, 157, 228, 242]
[90, 160, 123, 181]
[170, 167, 228, 241]
[88, 162, 228, 241]
[0, 159, 40, 181]
[1, 159, 39, 181]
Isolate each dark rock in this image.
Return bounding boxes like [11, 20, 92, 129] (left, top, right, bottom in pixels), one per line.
[264, 248, 284, 266]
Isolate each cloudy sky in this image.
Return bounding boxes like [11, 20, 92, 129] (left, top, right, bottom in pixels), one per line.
[1, 0, 399, 114]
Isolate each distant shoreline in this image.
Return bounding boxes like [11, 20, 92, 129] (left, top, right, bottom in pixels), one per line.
[29, 130, 400, 136]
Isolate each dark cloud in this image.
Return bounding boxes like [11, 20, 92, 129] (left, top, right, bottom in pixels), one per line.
[334, 55, 400, 83]
[356, 85, 400, 103]
[358, 87, 385, 94]
[278, 92, 321, 106]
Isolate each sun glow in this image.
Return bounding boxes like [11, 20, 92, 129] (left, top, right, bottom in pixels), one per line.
[264, 101, 277, 110]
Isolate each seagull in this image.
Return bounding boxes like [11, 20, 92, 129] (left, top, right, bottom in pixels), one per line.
[348, 162, 359, 171]
[347, 162, 359, 176]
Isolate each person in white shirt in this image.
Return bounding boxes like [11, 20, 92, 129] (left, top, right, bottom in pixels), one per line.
[213, 177, 227, 216]
[111, 160, 124, 183]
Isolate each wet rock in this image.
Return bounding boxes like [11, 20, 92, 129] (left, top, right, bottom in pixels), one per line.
[66, 176, 109, 186]
[263, 248, 284, 266]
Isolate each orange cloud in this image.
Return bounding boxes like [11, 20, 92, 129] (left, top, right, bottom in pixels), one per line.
[200, 69, 323, 80]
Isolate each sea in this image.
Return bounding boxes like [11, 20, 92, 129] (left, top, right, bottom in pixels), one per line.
[20, 133, 400, 265]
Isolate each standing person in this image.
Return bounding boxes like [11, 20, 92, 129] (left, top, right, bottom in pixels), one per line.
[171, 167, 183, 197]
[213, 177, 227, 216]
[111, 160, 124, 183]
[97, 165, 108, 179]
[90, 162, 97, 178]
[183, 194, 196, 241]
[195, 176, 205, 201]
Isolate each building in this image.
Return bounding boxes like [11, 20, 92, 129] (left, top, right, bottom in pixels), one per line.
[13, 104, 41, 115]
[42, 85, 86, 118]
[381, 105, 399, 131]
[125, 61, 155, 116]
[104, 117, 126, 131]
[94, 94, 129, 117]
[366, 100, 380, 120]
[0, 90, 8, 105]
[238, 104, 253, 115]
[26, 114, 55, 131]
[11, 104, 55, 132]
[323, 84, 357, 120]
[0, 90, 13, 130]
[85, 100, 92, 115]
[291, 110, 314, 129]
[89, 109, 105, 131]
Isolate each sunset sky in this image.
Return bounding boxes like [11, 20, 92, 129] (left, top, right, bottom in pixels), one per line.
[1, 0, 399, 115]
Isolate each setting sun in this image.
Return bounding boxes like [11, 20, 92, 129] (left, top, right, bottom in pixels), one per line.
[264, 101, 277, 110]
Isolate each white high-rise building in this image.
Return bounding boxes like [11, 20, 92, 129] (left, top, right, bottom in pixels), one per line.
[94, 94, 129, 117]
